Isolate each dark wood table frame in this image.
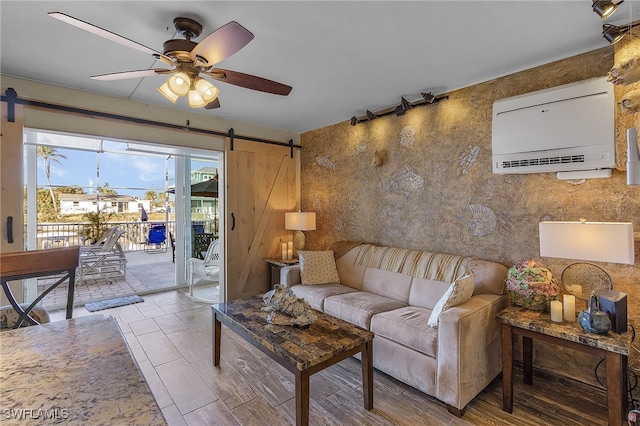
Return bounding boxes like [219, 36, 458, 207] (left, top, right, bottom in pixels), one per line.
[213, 301, 373, 426]
[501, 322, 628, 426]
[1, 247, 79, 327]
[264, 257, 299, 291]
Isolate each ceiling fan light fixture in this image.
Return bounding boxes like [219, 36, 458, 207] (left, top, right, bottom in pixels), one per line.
[157, 82, 179, 103]
[195, 78, 219, 103]
[592, 0, 622, 19]
[168, 72, 191, 96]
[188, 89, 208, 108]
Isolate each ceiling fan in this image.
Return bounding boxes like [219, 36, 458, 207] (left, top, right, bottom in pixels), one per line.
[48, 12, 292, 109]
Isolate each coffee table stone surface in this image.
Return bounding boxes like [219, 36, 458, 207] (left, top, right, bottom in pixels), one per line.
[213, 295, 374, 371]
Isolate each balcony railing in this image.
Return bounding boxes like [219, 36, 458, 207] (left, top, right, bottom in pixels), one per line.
[34, 220, 216, 252]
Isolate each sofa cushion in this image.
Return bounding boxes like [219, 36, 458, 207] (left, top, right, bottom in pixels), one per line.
[427, 273, 475, 327]
[289, 284, 357, 311]
[408, 278, 451, 310]
[335, 246, 366, 290]
[355, 243, 471, 282]
[298, 250, 341, 285]
[361, 268, 412, 303]
[371, 306, 438, 357]
[324, 291, 406, 329]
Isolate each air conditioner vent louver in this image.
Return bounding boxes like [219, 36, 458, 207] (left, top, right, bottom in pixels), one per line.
[502, 155, 585, 169]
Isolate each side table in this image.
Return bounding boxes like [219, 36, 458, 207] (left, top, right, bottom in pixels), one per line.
[496, 306, 631, 426]
[264, 257, 299, 291]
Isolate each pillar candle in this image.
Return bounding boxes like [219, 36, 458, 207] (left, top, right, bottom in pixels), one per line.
[287, 248, 293, 259]
[563, 295, 576, 322]
[550, 300, 563, 323]
[282, 242, 287, 260]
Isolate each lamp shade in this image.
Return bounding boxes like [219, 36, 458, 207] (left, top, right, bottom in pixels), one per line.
[195, 78, 219, 103]
[285, 212, 316, 231]
[539, 221, 635, 265]
[157, 82, 179, 103]
[168, 72, 191, 96]
[188, 89, 208, 108]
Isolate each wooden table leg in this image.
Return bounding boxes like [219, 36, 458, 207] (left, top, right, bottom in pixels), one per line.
[212, 312, 221, 367]
[606, 351, 627, 426]
[523, 335, 533, 385]
[502, 323, 514, 413]
[295, 369, 310, 426]
[362, 340, 374, 410]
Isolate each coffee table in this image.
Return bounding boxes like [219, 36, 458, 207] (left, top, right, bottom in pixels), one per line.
[212, 295, 374, 426]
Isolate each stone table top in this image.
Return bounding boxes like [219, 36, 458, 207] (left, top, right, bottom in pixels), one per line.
[264, 257, 300, 267]
[213, 295, 374, 371]
[496, 306, 632, 356]
[0, 315, 166, 425]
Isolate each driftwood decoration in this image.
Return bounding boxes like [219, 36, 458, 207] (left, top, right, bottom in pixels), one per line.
[619, 88, 640, 114]
[373, 149, 387, 167]
[608, 57, 640, 86]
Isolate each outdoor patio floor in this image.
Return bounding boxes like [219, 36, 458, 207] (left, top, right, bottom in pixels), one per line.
[37, 249, 219, 311]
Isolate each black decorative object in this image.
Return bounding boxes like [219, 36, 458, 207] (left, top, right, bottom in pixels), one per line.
[599, 290, 628, 333]
[578, 291, 611, 334]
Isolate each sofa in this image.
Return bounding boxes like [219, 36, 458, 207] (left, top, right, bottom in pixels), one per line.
[279, 241, 508, 416]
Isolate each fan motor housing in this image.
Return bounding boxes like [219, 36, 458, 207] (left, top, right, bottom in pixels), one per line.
[163, 39, 197, 61]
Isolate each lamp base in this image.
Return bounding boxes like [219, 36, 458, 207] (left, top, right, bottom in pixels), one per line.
[293, 230, 306, 251]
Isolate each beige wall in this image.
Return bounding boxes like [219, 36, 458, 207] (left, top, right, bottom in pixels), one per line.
[300, 42, 640, 385]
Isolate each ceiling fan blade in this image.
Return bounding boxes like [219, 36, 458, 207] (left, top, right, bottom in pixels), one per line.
[48, 12, 174, 64]
[205, 98, 221, 110]
[90, 69, 174, 81]
[206, 69, 292, 96]
[190, 21, 254, 67]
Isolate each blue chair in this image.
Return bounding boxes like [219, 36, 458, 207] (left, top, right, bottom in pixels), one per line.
[145, 224, 167, 253]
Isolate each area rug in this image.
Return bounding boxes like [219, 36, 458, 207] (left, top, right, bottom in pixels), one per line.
[85, 295, 144, 312]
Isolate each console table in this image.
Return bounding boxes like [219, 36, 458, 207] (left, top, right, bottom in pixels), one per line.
[1, 246, 79, 327]
[0, 315, 166, 424]
[496, 306, 632, 426]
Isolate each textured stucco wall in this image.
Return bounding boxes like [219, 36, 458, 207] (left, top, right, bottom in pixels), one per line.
[300, 41, 639, 386]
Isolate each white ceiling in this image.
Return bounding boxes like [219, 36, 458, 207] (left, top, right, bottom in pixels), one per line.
[1, 1, 638, 134]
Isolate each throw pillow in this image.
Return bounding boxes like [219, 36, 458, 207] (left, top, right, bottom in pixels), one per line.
[298, 250, 341, 285]
[427, 273, 475, 328]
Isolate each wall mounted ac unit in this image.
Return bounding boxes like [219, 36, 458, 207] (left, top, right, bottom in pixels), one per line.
[492, 77, 615, 179]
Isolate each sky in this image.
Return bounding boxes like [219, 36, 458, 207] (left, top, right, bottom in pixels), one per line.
[28, 131, 218, 198]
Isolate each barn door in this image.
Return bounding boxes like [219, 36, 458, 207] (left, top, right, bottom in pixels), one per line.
[1, 101, 25, 305]
[225, 138, 296, 300]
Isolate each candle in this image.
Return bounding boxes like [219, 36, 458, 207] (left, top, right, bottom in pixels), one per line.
[550, 300, 563, 323]
[281, 242, 287, 260]
[563, 294, 576, 322]
[288, 241, 294, 259]
[287, 248, 293, 260]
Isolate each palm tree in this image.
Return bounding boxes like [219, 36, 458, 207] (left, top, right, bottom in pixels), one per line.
[36, 146, 67, 213]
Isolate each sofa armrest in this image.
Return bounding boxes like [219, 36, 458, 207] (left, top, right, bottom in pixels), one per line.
[280, 265, 301, 287]
[435, 294, 508, 411]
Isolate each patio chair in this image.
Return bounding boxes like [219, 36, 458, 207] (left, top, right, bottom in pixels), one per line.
[187, 239, 220, 296]
[144, 224, 167, 253]
[76, 229, 127, 283]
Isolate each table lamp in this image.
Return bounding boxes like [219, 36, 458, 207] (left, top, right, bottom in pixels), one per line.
[285, 211, 316, 250]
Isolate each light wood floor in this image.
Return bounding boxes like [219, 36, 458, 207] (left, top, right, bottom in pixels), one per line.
[50, 289, 611, 426]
